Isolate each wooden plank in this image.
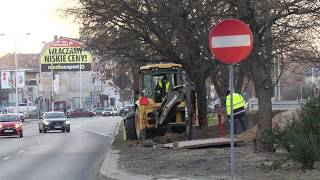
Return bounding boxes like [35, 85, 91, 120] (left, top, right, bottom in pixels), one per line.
[162, 138, 243, 149]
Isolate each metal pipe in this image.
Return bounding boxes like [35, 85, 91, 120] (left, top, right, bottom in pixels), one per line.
[229, 64, 235, 180]
[14, 49, 19, 113]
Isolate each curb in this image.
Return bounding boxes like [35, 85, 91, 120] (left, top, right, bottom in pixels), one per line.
[99, 120, 150, 180]
[25, 119, 38, 121]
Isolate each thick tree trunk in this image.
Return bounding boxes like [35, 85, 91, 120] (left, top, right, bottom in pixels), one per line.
[194, 75, 208, 128]
[184, 61, 210, 129]
[131, 61, 140, 101]
[251, 52, 274, 152]
[255, 86, 273, 152]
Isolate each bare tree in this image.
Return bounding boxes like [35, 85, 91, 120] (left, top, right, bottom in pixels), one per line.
[67, 0, 320, 152]
[66, 0, 234, 128]
[227, 0, 320, 151]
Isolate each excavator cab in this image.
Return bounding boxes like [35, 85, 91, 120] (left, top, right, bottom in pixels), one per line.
[124, 63, 198, 141]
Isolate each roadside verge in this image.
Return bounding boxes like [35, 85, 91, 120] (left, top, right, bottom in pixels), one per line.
[99, 120, 150, 180]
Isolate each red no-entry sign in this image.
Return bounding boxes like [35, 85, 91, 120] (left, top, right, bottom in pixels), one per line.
[209, 19, 253, 64]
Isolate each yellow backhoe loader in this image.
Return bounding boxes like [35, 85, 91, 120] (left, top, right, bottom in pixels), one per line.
[124, 63, 198, 141]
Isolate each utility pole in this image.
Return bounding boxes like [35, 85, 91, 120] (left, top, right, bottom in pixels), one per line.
[51, 67, 54, 111]
[122, 74, 124, 109]
[79, 62, 82, 108]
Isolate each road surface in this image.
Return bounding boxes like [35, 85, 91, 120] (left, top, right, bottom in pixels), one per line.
[0, 116, 120, 180]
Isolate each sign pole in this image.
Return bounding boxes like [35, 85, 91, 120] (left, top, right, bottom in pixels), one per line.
[229, 64, 235, 179]
[51, 62, 54, 112]
[80, 62, 82, 108]
[122, 74, 124, 109]
[209, 19, 253, 180]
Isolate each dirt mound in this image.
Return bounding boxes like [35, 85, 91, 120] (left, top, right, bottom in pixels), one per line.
[238, 110, 299, 143]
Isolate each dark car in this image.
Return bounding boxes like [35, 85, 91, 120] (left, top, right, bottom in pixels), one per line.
[0, 114, 23, 138]
[18, 113, 25, 122]
[39, 112, 70, 133]
[117, 106, 133, 117]
[66, 108, 96, 118]
[91, 107, 105, 115]
[0, 108, 7, 114]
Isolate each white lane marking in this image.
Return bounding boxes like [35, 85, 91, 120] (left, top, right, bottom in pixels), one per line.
[78, 127, 112, 137]
[18, 149, 25, 153]
[211, 34, 251, 48]
[3, 156, 11, 160]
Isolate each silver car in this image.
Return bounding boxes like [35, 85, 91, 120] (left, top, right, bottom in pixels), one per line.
[39, 112, 70, 133]
[102, 107, 117, 116]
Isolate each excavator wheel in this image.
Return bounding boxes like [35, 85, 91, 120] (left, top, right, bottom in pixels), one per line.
[124, 112, 137, 140]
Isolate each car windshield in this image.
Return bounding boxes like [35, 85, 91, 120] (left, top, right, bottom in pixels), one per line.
[0, 115, 18, 122]
[44, 113, 66, 119]
[105, 108, 113, 111]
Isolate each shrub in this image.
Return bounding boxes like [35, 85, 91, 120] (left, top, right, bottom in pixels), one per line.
[271, 96, 320, 169]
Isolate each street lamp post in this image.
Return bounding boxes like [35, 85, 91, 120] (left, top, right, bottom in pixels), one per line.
[0, 33, 31, 113]
[79, 61, 82, 108]
[51, 61, 54, 111]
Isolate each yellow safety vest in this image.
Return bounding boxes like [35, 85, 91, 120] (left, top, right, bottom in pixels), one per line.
[158, 80, 170, 93]
[226, 93, 245, 115]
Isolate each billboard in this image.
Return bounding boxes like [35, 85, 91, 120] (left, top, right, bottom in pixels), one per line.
[1, 71, 12, 89]
[40, 38, 93, 72]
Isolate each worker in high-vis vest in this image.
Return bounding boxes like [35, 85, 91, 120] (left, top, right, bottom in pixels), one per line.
[155, 76, 170, 102]
[226, 90, 248, 135]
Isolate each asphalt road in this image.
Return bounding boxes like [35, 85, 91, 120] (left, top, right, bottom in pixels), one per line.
[0, 116, 120, 180]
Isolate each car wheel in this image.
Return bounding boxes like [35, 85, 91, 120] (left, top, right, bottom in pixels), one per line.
[39, 128, 43, 133]
[43, 129, 47, 133]
[20, 133, 23, 138]
[61, 129, 65, 133]
[67, 128, 70, 133]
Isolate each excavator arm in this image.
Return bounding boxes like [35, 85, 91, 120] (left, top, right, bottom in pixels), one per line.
[154, 83, 196, 140]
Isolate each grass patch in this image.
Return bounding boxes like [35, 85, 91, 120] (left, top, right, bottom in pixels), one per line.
[208, 113, 218, 126]
[112, 120, 126, 147]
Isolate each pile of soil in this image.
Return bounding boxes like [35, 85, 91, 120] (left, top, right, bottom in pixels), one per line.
[237, 110, 298, 143]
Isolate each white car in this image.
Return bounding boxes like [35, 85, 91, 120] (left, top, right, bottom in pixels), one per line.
[102, 107, 117, 116]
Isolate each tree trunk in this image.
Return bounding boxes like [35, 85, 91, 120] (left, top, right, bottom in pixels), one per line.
[194, 75, 208, 128]
[251, 52, 274, 152]
[209, 64, 229, 106]
[255, 85, 273, 152]
[131, 61, 140, 102]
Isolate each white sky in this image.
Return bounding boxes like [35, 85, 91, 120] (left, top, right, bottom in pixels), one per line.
[0, 0, 79, 56]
